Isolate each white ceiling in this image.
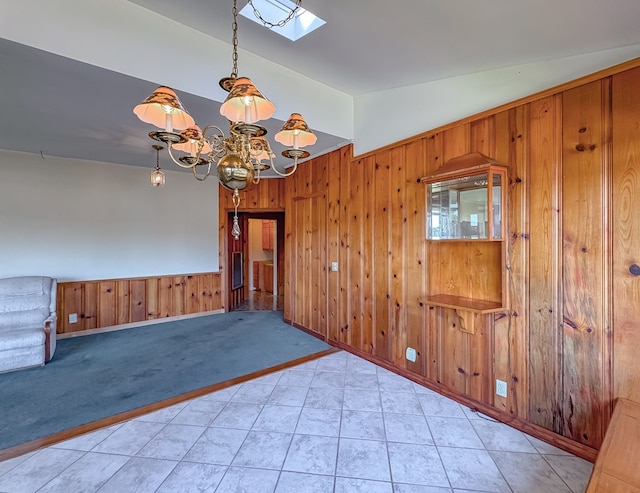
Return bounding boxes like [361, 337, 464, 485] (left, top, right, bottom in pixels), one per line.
[0, 0, 639, 171]
[132, 0, 640, 95]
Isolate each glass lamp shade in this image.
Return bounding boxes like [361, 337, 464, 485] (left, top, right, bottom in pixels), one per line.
[216, 152, 255, 191]
[172, 126, 213, 155]
[133, 86, 195, 132]
[151, 167, 166, 187]
[274, 113, 317, 148]
[220, 77, 276, 124]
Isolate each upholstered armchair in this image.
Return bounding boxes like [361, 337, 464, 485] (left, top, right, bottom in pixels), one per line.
[0, 276, 57, 373]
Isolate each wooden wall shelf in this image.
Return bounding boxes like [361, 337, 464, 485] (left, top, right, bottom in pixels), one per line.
[425, 294, 505, 314]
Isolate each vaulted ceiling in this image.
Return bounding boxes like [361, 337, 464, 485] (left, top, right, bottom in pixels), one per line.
[1, 0, 639, 172]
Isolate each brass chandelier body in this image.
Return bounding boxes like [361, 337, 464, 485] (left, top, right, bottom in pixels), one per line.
[133, 0, 315, 238]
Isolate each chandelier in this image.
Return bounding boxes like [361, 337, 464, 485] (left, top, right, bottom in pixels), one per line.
[133, 0, 316, 239]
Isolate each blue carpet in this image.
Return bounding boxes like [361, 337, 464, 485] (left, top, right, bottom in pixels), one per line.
[0, 311, 330, 451]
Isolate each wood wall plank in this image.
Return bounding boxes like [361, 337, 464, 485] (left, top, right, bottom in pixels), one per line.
[561, 80, 608, 448]
[611, 67, 640, 403]
[173, 276, 186, 316]
[362, 156, 375, 354]
[404, 138, 427, 376]
[327, 148, 341, 343]
[338, 153, 351, 344]
[528, 96, 563, 432]
[83, 282, 98, 330]
[390, 145, 406, 367]
[130, 279, 146, 323]
[60, 283, 82, 333]
[158, 277, 173, 319]
[146, 278, 159, 319]
[349, 155, 364, 349]
[97, 281, 116, 328]
[185, 275, 199, 314]
[373, 151, 391, 360]
[116, 280, 130, 326]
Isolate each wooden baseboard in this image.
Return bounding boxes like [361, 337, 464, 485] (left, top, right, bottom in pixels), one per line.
[330, 339, 598, 463]
[284, 318, 328, 343]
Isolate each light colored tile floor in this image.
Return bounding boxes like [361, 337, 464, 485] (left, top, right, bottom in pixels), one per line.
[0, 351, 593, 493]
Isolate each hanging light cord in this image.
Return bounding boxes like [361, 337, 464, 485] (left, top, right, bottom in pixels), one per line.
[246, 0, 302, 29]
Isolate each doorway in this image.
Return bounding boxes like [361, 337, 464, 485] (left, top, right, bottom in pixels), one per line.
[227, 211, 285, 312]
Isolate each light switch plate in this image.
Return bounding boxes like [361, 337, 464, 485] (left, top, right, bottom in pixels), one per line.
[496, 379, 508, 397]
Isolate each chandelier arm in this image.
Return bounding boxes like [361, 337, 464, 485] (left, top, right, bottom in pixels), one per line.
[252, 163, 263, 184]
[200, 125, 226, 140]
[167, 145, 198, 169]
[247, 0, 302, 28]
[269, 158, 299, 178]
[192, 161, 212, 181]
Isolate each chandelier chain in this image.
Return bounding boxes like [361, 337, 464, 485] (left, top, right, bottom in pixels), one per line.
[231, 0, 239, 78]
[247, 0, 302, 29]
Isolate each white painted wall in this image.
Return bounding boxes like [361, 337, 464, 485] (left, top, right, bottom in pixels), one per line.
[353, 45, 640, 157]
[0, 149, 219, 281]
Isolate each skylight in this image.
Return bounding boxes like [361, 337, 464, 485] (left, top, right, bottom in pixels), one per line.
[240, 0, 326, 41]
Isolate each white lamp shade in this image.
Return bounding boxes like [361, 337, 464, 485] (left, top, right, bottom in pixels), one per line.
[172, 126, 213, 154]
[133, 86, 195, 131]
[275, 113, 317, 148]
[251, 137, 275, 162]
[219, 77, 276, 124]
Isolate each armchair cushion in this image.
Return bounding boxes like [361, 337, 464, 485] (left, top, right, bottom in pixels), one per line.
[0, 328, 45, 351]
[0, 308, 50, 331]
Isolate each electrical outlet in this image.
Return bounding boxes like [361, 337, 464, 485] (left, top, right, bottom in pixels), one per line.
[405, 347, 417, 362]
[68, 313, 78, 324]
[331, 261, 339, 272]
[496, 379, 508, 398]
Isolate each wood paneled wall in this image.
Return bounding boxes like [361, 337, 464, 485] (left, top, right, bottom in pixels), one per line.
[57, 272, 222, 333]
[219, 60, 640, 459]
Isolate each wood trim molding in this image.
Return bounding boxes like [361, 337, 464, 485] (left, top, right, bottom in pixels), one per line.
[286, 318, 329, 343]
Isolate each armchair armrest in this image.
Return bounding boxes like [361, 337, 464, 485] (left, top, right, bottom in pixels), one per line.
[44, 313, 57, 362]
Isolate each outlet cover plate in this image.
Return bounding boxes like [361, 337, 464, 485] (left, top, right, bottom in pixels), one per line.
[405, 347, 417, 362]
[496, 379, 508, 398]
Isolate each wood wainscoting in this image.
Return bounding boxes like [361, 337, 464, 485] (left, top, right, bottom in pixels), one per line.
[56, 272, 222, 334]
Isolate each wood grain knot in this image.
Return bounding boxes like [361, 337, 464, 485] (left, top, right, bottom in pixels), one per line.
[575, 143, 597, 152]
[579, 127, 587, 133]
[630, 264, 640, 276]
[457, 367, 465, 374]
